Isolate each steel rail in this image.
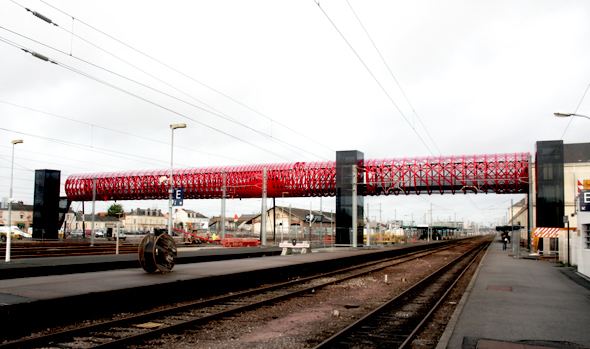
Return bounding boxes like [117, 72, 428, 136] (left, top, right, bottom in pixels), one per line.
[313, 239, 489, 348]
[398, 241, 489, 348]
[0, 242, 463, 349]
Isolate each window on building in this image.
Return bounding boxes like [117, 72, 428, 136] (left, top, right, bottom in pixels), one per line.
[583, 224, 590, 250]
[549, 237, 558, 252]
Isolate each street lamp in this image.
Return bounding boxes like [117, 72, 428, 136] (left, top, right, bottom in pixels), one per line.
[168, 123, 186, 237]
[5, 139, 23, 263]
[553, 112, 590, 120]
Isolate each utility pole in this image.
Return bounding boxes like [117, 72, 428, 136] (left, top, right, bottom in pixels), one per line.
[320, 197, 323, 247]
[261, 168, 267, 246]
[272, 196, 277, 244]
[429, 202, 433, 242]
[366, 202, 370, 246]
[221, 172, 226, 239]
[352, 165, 358, 247]
[91, 177, 96, 247]
[309, 201, 312, 243]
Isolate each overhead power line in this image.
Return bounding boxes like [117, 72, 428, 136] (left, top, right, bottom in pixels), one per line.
[0, 123, 183, 169]
[0, 23, 323, 162]
[345, 0, 441, 155]
[561, 82, 590, 139]
[0, 35, 292, 162]
[313, 1, 435, 156]
[0, 99, 244, 163]
[33, 0, 336, 155]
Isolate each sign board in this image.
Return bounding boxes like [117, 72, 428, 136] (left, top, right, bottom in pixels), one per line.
[173, 188, 184, 206]
[305, 214, 323, 223]
[580, 190, 590, 212]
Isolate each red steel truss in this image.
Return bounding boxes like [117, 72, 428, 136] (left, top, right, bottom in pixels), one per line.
[64, 153, 530, 201]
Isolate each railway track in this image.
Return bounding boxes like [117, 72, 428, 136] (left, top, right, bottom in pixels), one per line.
[0, 242, 138, 258]
[314, 238, 489, 348]
[0, 242, 465, 349]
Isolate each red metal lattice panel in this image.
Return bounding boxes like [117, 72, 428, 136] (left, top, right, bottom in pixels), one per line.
[64, 153, 529, 201]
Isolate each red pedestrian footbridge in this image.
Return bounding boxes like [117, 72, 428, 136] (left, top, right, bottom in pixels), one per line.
[64, 152, 530, 202]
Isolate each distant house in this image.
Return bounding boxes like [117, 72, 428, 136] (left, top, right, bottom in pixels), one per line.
[72, 213, 120, 232]
[208, 216, 235, 232]
[175, 208, 208, 231]
[243, 206, 334, 237]
[122, 208, 166, 233]
[0, 202, 33, 230]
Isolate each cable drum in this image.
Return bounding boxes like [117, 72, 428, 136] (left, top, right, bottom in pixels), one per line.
[138, 233, 177, 273]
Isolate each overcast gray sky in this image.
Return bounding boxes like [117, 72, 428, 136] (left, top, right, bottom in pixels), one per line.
[1, 0, 589, 226]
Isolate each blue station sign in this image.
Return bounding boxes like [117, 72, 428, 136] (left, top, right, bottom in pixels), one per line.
[173, 188, 184, 206]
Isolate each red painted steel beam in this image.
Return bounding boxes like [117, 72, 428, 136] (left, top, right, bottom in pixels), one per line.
[64, 153, 530, 201]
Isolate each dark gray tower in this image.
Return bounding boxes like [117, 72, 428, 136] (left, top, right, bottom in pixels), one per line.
[33, 169, 61, 240]
[535, 141, 564, 227]
[335, 150, 364, 246]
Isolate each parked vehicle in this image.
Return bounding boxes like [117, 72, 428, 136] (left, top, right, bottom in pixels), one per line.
[107, 230, 126, 241]
[0, 226, 30, 242]
[69, 230, 84, 239]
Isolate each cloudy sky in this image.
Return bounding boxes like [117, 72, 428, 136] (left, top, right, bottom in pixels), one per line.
[1, 0, 589, 226]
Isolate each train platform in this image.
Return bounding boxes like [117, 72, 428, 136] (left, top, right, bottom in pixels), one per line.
[0, 246, 282, 279]
[441, 239, 590, 349]
[0, 241, 437, 337]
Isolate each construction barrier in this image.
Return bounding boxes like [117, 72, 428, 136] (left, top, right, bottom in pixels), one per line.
[221, 238, 260, 248]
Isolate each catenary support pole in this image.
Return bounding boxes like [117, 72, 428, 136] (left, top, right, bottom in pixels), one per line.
[352, 165, 358, 247]
[261, 168, 267, 246]
[91, 176, 96, 247]
[221, 172, 226, 239]
[366, 202, 370, 246]
[527, 153, 533, 250]
[320, 197, 323, 247]
[309, 201, 312, 243]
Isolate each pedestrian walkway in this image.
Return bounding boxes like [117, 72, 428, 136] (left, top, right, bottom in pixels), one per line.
[444, 239, 590, 349]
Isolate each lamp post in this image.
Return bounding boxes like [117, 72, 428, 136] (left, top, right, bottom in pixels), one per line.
[5, 139, 23, 263]
[553, 112, 590, 120]
[168, 123, 186, 237]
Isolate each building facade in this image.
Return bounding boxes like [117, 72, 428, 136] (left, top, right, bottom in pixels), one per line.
[122, 208, 167, 233]
[0, 202, 33, 231]
[175, 208, 208, 231]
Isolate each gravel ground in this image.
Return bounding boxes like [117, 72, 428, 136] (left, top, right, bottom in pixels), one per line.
[133, 243, 479, 349]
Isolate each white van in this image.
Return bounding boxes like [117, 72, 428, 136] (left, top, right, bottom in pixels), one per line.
[0, 226, 31, 242]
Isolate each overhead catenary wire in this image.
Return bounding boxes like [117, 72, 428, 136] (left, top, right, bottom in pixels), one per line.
[345, 0, 442, 155]
[0, 24, 323, 162]
[561, 82, 590, 139]
[0, 123, 186, 169]
[0, 99, 244, 164]
[46, 26, 331, 161]
[0, 143, 119, 172]
[316, 1, 510, 217]
[37, 0, 336, 155]
[0, 150, 94, 172]
[0, 36, 291, 163]
[313, 0, 435, 156]
[37, 26, 328, 161]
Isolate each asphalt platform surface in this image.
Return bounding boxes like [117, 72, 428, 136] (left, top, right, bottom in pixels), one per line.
[442, 239, 590, 349]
